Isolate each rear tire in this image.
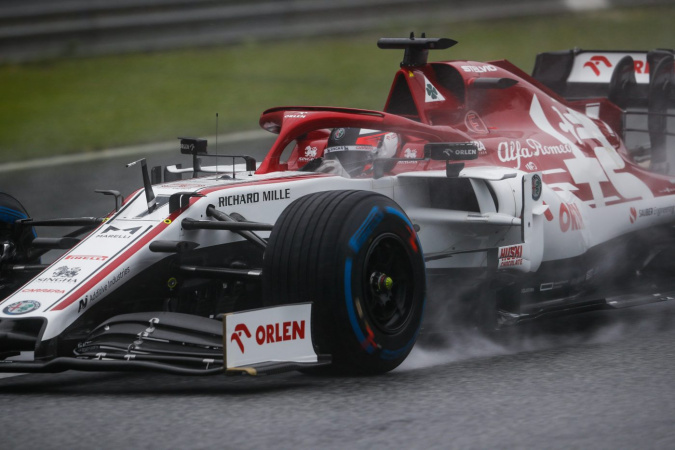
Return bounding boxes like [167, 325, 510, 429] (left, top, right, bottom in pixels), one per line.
[262, 190, 425, 375]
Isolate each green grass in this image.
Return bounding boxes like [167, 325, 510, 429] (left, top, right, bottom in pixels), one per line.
[0, 5, 673, 162]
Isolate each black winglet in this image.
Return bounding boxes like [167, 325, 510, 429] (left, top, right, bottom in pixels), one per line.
[377, 32, 457, 67]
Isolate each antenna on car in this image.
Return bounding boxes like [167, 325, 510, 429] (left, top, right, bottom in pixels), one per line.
[215, 112, 219, 177]
[377, 32, 457, 67]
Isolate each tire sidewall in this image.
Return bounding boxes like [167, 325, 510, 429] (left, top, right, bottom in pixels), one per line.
[330, 196, 425, 370]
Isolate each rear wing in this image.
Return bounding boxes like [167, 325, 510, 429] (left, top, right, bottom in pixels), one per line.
[531, 49, 673, 101]
[532, 49, 675, 171]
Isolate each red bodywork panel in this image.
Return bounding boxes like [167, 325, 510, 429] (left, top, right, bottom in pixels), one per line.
[256, 57, 675, 203]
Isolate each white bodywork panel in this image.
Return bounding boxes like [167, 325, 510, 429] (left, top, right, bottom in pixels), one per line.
[224, 303, 317, 369]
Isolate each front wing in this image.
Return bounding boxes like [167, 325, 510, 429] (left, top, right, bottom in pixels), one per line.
[0, 303, 330, 376]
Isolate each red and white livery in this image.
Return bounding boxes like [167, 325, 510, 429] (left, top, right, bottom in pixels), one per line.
[1, 35, 674, 376]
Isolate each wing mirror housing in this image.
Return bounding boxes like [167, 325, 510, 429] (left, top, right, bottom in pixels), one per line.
[425, 142, 479, 161]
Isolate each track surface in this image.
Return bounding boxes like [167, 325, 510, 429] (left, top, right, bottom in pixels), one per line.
[2, 141, 675, 449]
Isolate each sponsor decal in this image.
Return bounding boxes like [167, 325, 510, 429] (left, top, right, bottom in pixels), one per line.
[325, 145, 373, 153]
[426, 84, 439, 99]
[96, 225, 142, 239]
[461, 64, 498, 73]
[225, 304, 317, 368]
[403, 148, 418, 159]
[231, 324, 251, 353]
[22, 288, 66, 294]
[47, 221, 153, 312]
[65, 255, 109, 261]
[219, 192, 259, 206]
[334, 128, 345, 140]
[302, 146, 318, 159]
[532, 174, 542, 201]
[284, 112, 307, 119]
[398, 148, 420, 164]
[444, 147, 477, 158]
[498, 244, 524, 268]
[36, 266, 81, 284]
[638, 205, 675, 218]
[159, 183, 209, 189]
[570, 53, 650, 84]
[3, 300, 41, 315]
[525, 161, 538, 171]
[500, 245, 523, 258]
[423, 76, 445, 103]
[180, 142, 195, 153]
[497, 139, 573, 169]
[77, 266, 131, 313]
[465, 111, 488, 134]
[108, 266, 131, 289]
[630, 207, 637, 224]
[230, 320, 306, 354]
[53, 266, 80, 278]
[78, 296, 89, 313]
[583, 55, 613, 77]
[559, 202, 584, 232]
[582, 55, 650, 78]
[218, 188, 290, 207]
[254, 320, 305, 345]
[471, 140, 487, 156]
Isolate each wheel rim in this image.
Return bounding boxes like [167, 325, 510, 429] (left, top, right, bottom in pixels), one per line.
[362, 233, 415, 335]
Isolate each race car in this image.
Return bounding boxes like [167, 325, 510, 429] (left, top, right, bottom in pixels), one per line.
[1, 35, 675, 376]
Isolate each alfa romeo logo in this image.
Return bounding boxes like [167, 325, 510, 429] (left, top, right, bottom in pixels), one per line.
[334, 128, 345, 140]
[3, 300, 41, 315]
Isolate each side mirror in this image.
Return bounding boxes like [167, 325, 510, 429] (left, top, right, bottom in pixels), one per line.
[243, 156, 257, 172]
[179, 137, 208, 155]
[425, 142, 479, 161]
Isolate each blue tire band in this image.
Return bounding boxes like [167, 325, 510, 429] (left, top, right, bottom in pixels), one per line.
[344, 204, 425, 359]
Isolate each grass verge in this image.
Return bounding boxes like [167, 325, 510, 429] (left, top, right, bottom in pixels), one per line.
[0, 5, 673, 162]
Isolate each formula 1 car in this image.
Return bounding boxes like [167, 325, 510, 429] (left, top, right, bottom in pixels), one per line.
[1, 35, 675, 376]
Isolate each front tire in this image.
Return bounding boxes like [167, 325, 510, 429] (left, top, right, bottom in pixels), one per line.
[262, 190, 425, 375]
[0, 193, 38, 300]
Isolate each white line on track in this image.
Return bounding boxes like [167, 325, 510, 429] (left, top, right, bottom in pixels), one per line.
[0, 373, 25, 379]
[0, 129, 270, 173]
[564, 0, 610, 10]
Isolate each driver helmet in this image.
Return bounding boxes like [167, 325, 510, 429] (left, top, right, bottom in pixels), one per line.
[324, 128, 399, 177]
